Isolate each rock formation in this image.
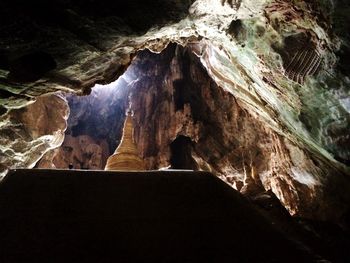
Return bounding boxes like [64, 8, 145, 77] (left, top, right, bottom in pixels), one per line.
[38, 43, 348, 222]
[127, 44, 349, 220]
[38, 134, 109, 170]
[38, 80, 130, 170]
[0, 94, 69, 177]
[0, 0, 349, 225]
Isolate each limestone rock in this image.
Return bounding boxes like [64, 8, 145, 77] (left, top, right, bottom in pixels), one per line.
[0, 0, 349, 222]
[0, 94, 69, 177]
[126, 44, 349, 220]
[39, 134, 109, 170]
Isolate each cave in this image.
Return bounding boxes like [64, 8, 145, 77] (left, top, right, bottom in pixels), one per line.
[36, 43, 240, 172]
[0, 0, 350, 262]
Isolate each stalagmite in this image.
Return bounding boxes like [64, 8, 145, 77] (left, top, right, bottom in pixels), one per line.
[104, 109, 145, 171]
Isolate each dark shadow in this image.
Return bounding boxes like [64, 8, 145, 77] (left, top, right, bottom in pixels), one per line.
[0, 169, 318, 262]
[170, 135, 198, 170]
[7, 51, 57, 83]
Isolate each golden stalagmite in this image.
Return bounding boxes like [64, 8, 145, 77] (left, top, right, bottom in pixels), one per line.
[104, 110, 145, 171]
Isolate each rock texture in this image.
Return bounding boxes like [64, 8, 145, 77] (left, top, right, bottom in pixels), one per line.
[127, 45, 349, 220]
[38, 134, 110, 170]
[0, 94, 69, 177]
[48, 44, 349, 221]
[38, 80, 131, 170]
[0, 0, 349, 222]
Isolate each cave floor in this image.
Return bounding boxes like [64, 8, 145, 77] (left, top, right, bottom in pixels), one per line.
[0, 169, 345, 262]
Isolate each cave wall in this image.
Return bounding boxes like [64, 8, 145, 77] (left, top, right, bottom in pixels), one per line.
[0, 0, 195, 106]
[39, 80, 132, 170]
[125, 44, 348, 220]
[1, 0, 349, 173]
[6, 40, 349, 221]
[0, 0, 349, 221]
[0, 94, 69, 177]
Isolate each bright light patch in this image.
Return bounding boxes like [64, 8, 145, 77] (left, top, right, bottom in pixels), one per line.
[290, 167, 320, 187]
[339, 97, 350, 114]
[190, 0, 237, 16]
[91, 59, 137, 97]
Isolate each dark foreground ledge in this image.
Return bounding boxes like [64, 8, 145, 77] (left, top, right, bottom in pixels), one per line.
[0, 169, 317, 262]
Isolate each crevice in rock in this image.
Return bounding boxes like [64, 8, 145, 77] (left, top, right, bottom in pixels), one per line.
[170, 135, 198, 170]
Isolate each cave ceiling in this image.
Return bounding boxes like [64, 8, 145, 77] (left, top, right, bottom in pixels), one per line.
[0, 0, 350, 220]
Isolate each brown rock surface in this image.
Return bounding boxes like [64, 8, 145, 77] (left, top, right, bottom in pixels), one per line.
[39, 135, 109, 170]
[0, 0, 349, 224]
[125, 44, 348, 220]
[0, 94, 69, 177]
[38, 43, 349, 221]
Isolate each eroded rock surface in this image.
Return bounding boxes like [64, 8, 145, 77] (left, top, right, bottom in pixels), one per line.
[0, 0, 349, 222]
[38, 134, 110, 170]
[38, 83, 131, 169]
[47, 44, 349, 221]
[0, 94, 69, 177]
[128, 45, 349, 220]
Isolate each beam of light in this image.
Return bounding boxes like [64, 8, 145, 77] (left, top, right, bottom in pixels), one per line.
[91, 60, 138, 101]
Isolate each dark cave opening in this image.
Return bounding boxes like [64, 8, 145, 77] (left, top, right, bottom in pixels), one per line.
[170, 135, 198, 170]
